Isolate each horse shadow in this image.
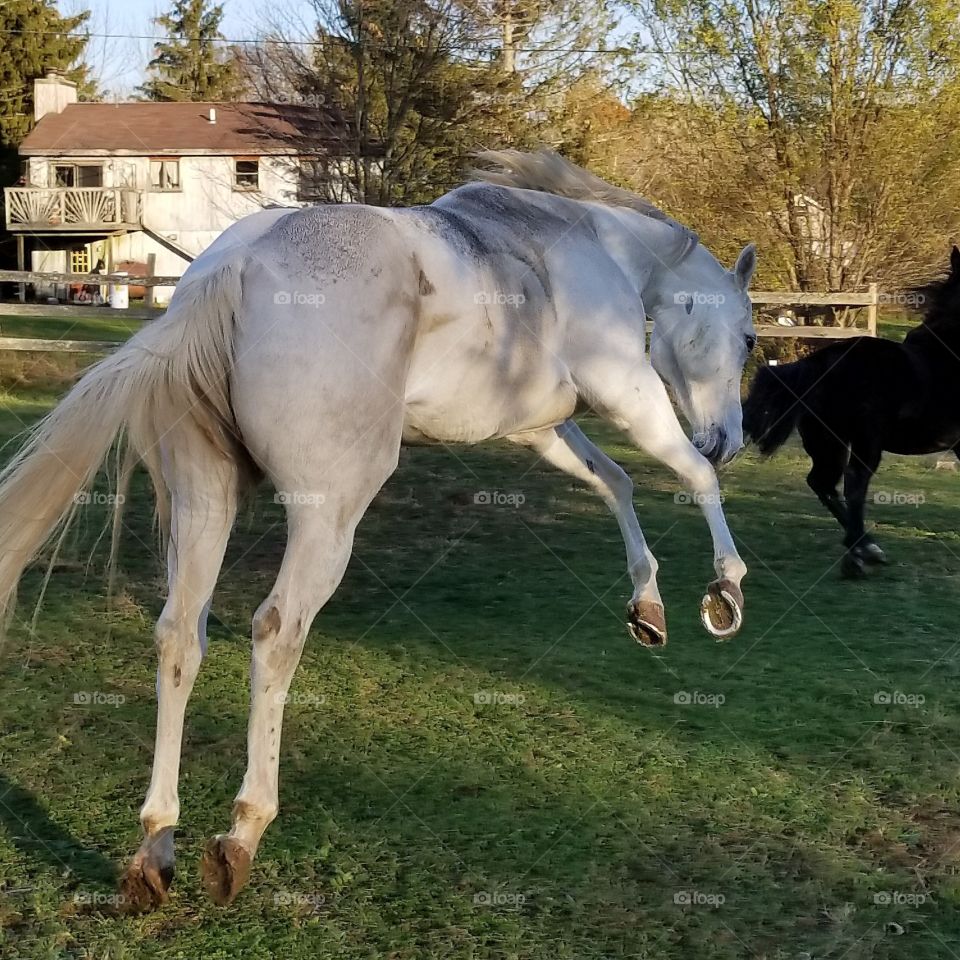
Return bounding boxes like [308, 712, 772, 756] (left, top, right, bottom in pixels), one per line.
[0, 769, 116, 888]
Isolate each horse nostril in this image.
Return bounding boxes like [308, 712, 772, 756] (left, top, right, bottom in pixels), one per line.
[745, 334, 758, 352]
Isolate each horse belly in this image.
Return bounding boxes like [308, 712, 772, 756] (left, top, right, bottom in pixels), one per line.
[403, 342, 577, 443]
[885, 425, 960, 456]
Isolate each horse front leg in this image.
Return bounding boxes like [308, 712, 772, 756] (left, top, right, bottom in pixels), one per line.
[583, 364, 747, 640]
[510, 419, 666, 646]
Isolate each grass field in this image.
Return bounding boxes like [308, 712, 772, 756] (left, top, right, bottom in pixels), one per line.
[0, 314, 143, 343]
[2, 343, 960, 959]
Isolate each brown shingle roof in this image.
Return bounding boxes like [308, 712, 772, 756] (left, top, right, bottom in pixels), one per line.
[20, 101, 345, 156]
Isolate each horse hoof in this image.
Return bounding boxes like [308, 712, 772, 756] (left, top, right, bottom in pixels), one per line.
[627, 600, 667, 647]
[200, 834, 252, 906]
[700, 579, 743, 640]
[841, 553, 867, 579]
[119, 827, 175, 912]
[855, 542, 888, 565]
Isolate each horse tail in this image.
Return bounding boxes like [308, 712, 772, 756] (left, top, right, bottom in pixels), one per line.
[0, 258, 249, 633]
[743, 359, 820, 455]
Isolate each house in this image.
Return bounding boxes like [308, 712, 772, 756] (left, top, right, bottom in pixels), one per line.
[4, 72, 349, 304]
[784, 194, 855, 267]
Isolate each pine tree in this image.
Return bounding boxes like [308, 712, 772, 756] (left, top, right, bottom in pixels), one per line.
[0, 0, 89, 159]
[139, 0, 243, 102]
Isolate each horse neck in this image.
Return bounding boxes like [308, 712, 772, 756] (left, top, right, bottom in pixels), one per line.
[909, 304, 960, 358]
[595, 208, 693, 299]
[642, 243, 718, 313]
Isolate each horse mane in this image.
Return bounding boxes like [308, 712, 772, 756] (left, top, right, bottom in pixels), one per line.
[911, 265, 960, 333]
[474, 150, 699, 260]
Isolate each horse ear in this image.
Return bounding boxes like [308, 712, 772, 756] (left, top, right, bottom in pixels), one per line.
[734, 243, 757, 290]
[951, 245, 960, 277]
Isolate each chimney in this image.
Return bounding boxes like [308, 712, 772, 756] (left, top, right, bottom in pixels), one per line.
[208, 107, 217, 124]
[34, 71, 78, 123]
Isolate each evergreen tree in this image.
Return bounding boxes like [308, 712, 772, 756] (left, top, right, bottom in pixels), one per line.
[0, 0, 89, 175]
[139, 0, 243, 102]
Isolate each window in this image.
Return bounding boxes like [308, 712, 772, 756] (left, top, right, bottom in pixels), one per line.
[70, 247, 90, 273]
[234, 158, 259, 191]
[53, 164, 103, 187]
[150, 159, 181, 191]
[77, 165, 103, 187]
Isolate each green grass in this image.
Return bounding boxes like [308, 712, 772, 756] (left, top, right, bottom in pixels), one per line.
[2, 380, 960, 958]
[877, 311, 917, 342]
[0, 313, 143, 343]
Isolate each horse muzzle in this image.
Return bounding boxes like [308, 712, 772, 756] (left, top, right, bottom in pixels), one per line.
[693, 428, 742, 466]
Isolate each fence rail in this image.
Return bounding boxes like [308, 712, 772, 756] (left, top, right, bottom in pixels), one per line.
[750, 283, 878, 338]
[0, 271, 884, 354]
[0, 269, 180, 287]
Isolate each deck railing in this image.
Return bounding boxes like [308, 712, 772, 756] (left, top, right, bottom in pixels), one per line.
[4, 187, 143, 229]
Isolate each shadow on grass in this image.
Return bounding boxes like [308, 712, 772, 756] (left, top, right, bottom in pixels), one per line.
[0, 769, 116, 887]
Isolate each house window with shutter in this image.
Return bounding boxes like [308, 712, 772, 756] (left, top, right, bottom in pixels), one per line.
[234, 158, 259, 191]
[150, 159, 181, 191]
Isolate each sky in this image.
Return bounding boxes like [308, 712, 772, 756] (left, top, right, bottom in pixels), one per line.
[58, 0, 317, 97]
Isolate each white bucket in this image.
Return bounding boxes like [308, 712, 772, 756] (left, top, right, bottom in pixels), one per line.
[109, 272, 129, 309]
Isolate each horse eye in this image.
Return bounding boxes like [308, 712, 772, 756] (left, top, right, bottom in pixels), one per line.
[745, 334, 758, 352]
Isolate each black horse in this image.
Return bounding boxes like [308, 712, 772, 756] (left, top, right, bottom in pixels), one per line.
[743, 248, 960, 577]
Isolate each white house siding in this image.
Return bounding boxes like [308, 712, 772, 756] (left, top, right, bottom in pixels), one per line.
[26, 153, 303, 304]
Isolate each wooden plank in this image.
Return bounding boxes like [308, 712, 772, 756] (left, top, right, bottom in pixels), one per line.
[755, 324, 866, 339]
[0, 269, 180, 286]
[144, 253, 157, 309]
[867, 282, 879, 337]
[0, 337, 119, 353]
[5, 223, 141, 233]
[0, 303, 162, 320]
[15, 236, 24, 304]
[751, 291, 876, 306]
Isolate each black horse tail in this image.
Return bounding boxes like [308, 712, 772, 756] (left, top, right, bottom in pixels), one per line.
[743, 361, 819, 455]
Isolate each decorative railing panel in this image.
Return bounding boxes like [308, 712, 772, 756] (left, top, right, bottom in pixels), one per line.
[4, 188, 142, 228]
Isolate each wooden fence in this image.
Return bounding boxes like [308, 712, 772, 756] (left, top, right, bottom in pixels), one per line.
[751, 284, 879, 338]
[0, 269, 170, 352]
[0, 271, 881, 354]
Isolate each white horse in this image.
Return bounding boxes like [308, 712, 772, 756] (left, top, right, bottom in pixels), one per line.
[0, 151, 756, 909]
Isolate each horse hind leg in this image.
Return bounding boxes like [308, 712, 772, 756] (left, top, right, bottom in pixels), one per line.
[200, 441, 400, 905]
[121, 429, 239, 911]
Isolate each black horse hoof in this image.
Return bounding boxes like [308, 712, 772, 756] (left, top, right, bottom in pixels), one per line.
[841, 553, 866, 579]
[854, 541, 888, 565]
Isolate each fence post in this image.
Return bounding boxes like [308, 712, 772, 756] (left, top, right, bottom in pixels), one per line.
[144, 253, 156, 309]
[867, 283, 879, 337]
[16, 236, 25, 303]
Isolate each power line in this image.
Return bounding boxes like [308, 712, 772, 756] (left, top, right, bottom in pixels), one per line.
[0, 26, 640, 57]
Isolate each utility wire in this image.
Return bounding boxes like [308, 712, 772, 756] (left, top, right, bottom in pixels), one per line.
[0, 26, 666, 57]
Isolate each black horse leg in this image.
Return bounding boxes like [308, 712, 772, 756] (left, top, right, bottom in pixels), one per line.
[841, 442, 883, 577]
[799, 419, 849, 530]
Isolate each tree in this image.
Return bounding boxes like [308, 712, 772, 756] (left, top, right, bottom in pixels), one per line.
[628, 0, 960, 295]
[247, 0, 522, 205]
[244, 0, 616, 205]
[0, 0, 90, 181]
[459, 0, 615, 78]
[139, 0, 244, 102]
